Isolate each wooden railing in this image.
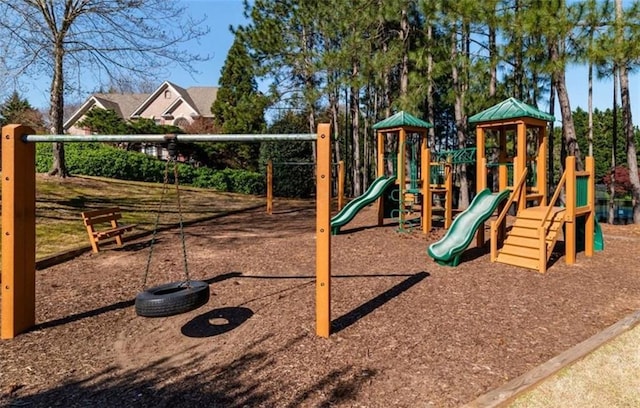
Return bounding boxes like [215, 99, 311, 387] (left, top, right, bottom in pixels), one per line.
[539, 170, 567, 229]
[490, 167, 528, 261]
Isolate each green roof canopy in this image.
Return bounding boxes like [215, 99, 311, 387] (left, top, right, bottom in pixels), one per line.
[468, 97, 555, 124]
[373, 111, 433, 130]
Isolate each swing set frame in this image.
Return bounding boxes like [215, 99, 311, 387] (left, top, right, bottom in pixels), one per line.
[1, 123, 333, 339]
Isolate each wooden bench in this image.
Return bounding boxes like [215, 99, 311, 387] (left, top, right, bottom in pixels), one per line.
[81, 207, 137, 253]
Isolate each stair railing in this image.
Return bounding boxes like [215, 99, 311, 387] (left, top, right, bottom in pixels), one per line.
[490, 167, 528, 261]
[539, 170, 567, 230]
[536, 168, 568, 273]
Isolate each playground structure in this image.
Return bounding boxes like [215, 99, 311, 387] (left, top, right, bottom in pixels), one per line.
[1, 98, 604, 341]
[428, 97, 603, 273]
[331, 111, 457, 235]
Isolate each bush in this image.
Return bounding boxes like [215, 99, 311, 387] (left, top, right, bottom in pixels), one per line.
[35, 143, 263, 195]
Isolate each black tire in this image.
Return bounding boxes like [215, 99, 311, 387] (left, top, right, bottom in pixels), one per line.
[135, 280, 210, 318]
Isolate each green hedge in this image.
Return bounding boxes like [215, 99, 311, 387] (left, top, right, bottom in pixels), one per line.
[36, 143, 264, 195]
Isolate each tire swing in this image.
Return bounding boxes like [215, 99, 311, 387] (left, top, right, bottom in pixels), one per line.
[135, 139, 210, 318]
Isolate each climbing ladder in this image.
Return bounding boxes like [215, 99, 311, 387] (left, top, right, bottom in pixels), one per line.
[495, 206, 566, 272]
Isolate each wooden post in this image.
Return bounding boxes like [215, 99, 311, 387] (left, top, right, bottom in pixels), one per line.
[266, 159, 273, 215]
[565, 156, 576, 265]
[2, 124, 36, 339]
[516, 121, 527, 213]
[397, 128, 406, 228]
[445, 157, 453, 230]
[538, 125, 548, 205]
[315, 124, 332, 338]
[337, 160, 345, 211]
[423, 149, 431, 233]
[377, 131, 385, 226]
[499, 127, 508, 190]
[538, 226, 547, 274]
[585, 156, 595, 257]
[476, 126, 486, 247]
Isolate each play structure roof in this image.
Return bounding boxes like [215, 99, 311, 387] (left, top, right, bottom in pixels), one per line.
[373, 111, 433, 130]
[469, 97, 555, 124]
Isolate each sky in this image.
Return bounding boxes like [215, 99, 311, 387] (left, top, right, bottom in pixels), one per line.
[19, 0, 639, 126]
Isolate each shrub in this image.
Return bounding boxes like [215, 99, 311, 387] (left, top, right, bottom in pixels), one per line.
[35, 143, 263, 195]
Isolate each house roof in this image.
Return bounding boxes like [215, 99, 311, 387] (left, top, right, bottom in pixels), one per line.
[373, 111, 433, 130]
[64, 82, 217, 131]
[468, 97, 555, 124]
[186, 87, 218, 118]
[63, 92, 150, 130]
[93, 93, 150, 117]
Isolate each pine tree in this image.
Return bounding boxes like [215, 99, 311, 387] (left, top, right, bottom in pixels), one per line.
[210, 35, 268, 170]
[0, 91, 44, 130]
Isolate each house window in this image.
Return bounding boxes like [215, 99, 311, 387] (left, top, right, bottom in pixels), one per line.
[174, 117, 189, 129]
[164, 90, 171, 99]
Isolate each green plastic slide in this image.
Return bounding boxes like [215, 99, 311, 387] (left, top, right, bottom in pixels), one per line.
[575, 217, 605, 252]
[331, 176, 396, 235]
[427, 188, 511, 266]
[594, 219, 604, 251]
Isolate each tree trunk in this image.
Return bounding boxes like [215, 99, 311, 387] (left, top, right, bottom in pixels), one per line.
[588, 60, 593, 157]
[48, 45, 68, 177]
[619, 64, 640, 223]
[489, 23, 497, 98]
[451, 25, 469, 208]
[550, 41, 583, 170]
[351, 63, 361, 196]
[616, 0, 640, 223]
[427, 24, 436, 149]
[400, 7, 409, 96]
[330, 85, 341, 165]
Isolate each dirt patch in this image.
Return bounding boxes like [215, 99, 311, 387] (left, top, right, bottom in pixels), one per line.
[1, 204, 639, 407]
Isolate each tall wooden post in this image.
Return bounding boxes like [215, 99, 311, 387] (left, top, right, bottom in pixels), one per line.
[565, 156, 576, 265]
[516, 121, 527, 213]
[397, 128, 406, 228]
[445, 157, 453, 230]
[315, 124, 332, 338]
[537, 125, 548, 205]
[476, 126, 486, 247]
[585, 156, 595, 257]
[377, 131, 385, 226]
[2, 125, 36, 339]
[498, 128, 508, 191]
[423, 148, 431, 233]
[266, 159, 273, 214]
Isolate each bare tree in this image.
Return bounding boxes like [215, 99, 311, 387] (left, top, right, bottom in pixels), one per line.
[0, 0, 209, 177]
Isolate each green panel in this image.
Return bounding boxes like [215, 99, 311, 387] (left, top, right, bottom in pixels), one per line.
[430, 163, 446, 184]
[576, 176, 589, 207]
[373, 111, 433, 130]
[432, 147, 477, 164]
[469, 97, 555, 124]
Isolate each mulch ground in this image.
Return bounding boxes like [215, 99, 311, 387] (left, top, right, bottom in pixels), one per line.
[1, 202, 639, 407]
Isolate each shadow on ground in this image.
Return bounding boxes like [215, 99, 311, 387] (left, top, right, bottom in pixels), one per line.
[3, 333, 377, 408]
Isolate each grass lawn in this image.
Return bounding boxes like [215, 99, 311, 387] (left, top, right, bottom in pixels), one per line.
[509, 322, 640, 408]
[2, 174, 265, 260]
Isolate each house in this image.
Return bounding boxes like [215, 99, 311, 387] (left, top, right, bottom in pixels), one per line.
[64, 81, 218, 135]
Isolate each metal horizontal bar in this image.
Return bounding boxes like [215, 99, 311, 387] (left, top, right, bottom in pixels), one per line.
[22, 133, 317, 143]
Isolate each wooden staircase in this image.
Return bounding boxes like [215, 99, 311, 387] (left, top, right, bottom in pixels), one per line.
[495, 206, 566, 272]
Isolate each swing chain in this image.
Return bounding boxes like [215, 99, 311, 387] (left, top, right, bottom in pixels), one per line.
[141, 139, 190, 289]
